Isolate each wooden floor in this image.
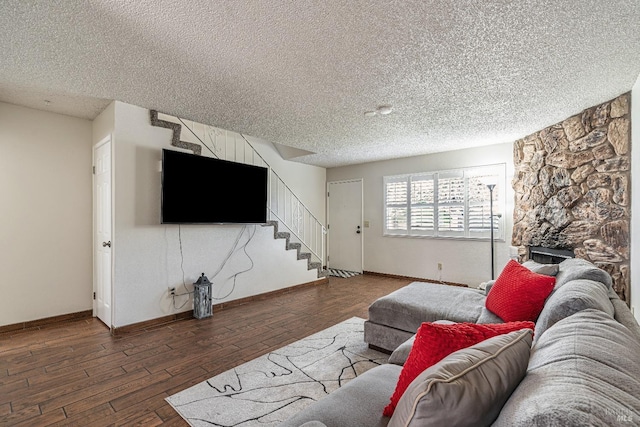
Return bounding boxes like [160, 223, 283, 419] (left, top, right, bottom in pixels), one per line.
[0, 274, 412, 426]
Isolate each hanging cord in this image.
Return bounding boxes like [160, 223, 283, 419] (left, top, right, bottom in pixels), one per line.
[209, 225, 247, 280]
[211, 225, 257, 300]
[170, 224, 257, 308]
[179, 224, 187, 288]
[172, 224, 192, 310]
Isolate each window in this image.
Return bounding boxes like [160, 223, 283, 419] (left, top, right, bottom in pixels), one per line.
[383, 164, 505, 239]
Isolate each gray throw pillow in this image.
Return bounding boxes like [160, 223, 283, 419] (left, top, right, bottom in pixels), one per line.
[388, 335, 416, 366]
[476, 306, 504, 324]
[494, 309, 640, 427]
[389, 320, 455, 366]
[388, 329, 532, 427]
[483, 280, 496, 295]
[522, 260, 559, 276]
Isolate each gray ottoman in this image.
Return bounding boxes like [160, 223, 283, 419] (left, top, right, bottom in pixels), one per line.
[364, 281, 487, 352]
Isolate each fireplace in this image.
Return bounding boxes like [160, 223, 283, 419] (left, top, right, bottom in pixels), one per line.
[528, 246, 574, 264]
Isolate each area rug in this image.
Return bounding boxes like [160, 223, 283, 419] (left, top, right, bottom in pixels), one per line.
[166, 316, 387, 427]
[327, 268, 362, 278]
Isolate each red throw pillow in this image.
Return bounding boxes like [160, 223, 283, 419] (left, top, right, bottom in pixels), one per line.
[486, 259, 556, 322]
[383, 321, 534, 417]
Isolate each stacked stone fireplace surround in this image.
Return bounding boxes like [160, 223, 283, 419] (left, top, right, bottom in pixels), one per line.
[512, 93, 631, 304]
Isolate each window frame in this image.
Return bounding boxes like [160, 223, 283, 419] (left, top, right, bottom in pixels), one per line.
[383, 164, 506, 240]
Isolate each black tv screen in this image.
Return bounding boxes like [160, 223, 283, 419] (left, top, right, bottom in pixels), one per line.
[161, 149, 268, 224]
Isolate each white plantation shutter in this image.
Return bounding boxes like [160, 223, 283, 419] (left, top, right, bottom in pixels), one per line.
[386, 207, 407, 231]
[467, 168, 501, 238]
[384, 176, 409, 234]
[410, 175, 435, 235]
[411, 207, 434, 231]
[468, 176, 492, 230]
[383, 164, 504, 239]
[437, 172, 465, 236]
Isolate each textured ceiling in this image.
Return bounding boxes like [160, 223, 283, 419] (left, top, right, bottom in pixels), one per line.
[1, 1, 639, 168]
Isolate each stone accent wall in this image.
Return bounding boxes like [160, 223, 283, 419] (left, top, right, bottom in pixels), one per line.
[512, 93, 631, 303]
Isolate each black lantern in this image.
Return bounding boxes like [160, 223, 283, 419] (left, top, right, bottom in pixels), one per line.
[193, 273, 212, 319]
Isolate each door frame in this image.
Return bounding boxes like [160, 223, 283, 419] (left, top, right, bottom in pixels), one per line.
[326, 179, 364, 272]
[93, 135, 114, 329]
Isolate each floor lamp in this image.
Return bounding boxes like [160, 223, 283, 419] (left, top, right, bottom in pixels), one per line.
[487, 183, 496, 280]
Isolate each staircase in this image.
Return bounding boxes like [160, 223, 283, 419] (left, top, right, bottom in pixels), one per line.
[150, 110, 326, 278]
[263, 220, 325, 277]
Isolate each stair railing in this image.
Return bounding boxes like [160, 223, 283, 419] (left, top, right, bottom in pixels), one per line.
[177, 117, 325, 266]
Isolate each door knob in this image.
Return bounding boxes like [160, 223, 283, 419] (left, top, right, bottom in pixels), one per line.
[356, 226, 361, 234]
[102, 241, 111, 248]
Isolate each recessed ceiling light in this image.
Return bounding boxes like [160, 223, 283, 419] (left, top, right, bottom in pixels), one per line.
[377, 105, 392, 115]
[364, 111, 377, 117]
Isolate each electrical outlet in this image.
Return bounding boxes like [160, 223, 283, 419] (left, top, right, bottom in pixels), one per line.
[168, 287, 176, 296]
[437, 262, 443, 271]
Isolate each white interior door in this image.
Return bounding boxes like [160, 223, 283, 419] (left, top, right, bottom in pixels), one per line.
[94, 137, 112, 328]
[327, 180, 363, 272]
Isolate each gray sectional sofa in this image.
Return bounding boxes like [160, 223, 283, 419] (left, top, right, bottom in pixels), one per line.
[279, 258, 640, 426]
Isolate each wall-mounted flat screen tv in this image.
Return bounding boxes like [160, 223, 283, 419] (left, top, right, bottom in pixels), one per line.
[161, 149, 268, 224]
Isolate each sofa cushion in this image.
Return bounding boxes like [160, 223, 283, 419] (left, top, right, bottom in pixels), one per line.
[388, 329, 532, 427]
[482, 279, 496, 295]
[278, 363, 401, 427]
[555, 257, 612, 289]
[493, 309, 640, 427]
[522, 259, 560, 276]
[476, 306, 504, 324]
[383, 320, 534, 416]
[486, 260, 555, 322]
[388, 335, 416, 366]
[534, 279, 614, 340]
[367, 282, 486, 334]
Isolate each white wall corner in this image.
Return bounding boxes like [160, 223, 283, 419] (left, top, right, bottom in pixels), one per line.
[631, 75, 640, 323]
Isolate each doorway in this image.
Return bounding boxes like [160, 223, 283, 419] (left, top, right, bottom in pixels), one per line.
[327, 179, 363, 273]
[93, 136, 113, 328]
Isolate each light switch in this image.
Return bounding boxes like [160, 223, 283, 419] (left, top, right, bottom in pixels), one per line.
[364, 220, 370, 228]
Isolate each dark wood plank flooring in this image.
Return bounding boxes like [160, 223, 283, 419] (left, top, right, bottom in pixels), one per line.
[0, 274, 412, 426]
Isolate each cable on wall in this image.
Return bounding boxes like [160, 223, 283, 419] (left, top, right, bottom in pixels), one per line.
[211, 225, 257, 300]
[172, 224, 192, 310]
[168, 224, 257, 308]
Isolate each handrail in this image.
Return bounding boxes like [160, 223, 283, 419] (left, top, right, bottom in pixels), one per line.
[178, 118, 325, 265]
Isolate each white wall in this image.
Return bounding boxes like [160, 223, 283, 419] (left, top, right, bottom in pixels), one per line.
[327, 143, 514, 287]
[631, 75, 640, 322]
[93, 101, 115, 144]
[0, 103, 93, 326]
[111, 102, 326, 328]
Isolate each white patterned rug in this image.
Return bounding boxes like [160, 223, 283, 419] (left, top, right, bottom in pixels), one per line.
[166, 317, 387, 427]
